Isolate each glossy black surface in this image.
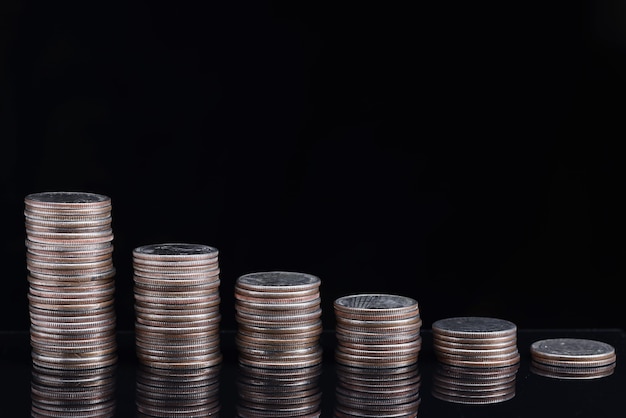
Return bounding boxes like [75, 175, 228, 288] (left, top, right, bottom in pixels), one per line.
[1, 329, 624, 417]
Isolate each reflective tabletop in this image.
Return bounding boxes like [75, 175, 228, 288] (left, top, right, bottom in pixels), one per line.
[1, 328, 624, 417]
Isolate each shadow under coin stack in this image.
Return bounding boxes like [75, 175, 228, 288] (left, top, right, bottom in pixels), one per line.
[24, 191, 117, 417]
[431, 316, 520, 405]
[234, 271, 323, 418]
[530, 338, 617, 380]
[333, 294, 422, 418]
[133, 243, 222, 417]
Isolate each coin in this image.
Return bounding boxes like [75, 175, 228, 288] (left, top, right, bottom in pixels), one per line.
[432, 317, 517, 339]
[334, 294, 420, 319]
[133, 243, 219, 260]
[236, 271, 321, 292]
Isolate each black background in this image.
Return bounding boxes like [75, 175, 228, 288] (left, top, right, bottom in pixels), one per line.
[1, 1, 625, 333]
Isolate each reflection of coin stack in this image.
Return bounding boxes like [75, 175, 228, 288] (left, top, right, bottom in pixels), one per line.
[25, 191, 117, 417]
[136, 364, 221, 417]
[530, 338, 617, 380]
[234, 271, 323, 418]
[133, 243, 222, 370]
[431, 316, 520, 405]
[333, 294, 422, 417]
[30, 366, 116, 418]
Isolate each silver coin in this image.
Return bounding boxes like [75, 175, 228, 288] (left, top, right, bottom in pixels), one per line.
[530, 338, 616, 362]
[133, 243, 218, 258]
[236, 271, 321, 291]
[432, 317, 517, 338]
[334, 294, 419, 312]
[25, 191, 111, 205]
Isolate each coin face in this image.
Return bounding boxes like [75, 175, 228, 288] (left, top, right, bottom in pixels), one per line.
[334, 294, 418, 311]
[134, 243, 218, 257]
[432, 317, 517, 338]
[530, 338, 616, 361]
[237, 271, 320, 289]
[25, 191, 111, 205]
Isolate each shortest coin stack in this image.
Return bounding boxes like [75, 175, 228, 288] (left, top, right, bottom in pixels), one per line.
[133, 243, 222, 370]
[235, 271, 323, 418]
[333, 294, 422, 417]
[530, 338, 617, 380]
[431, 316, 520, 405]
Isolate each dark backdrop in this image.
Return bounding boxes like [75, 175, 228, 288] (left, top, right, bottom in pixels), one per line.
[2, 1, 625, 332]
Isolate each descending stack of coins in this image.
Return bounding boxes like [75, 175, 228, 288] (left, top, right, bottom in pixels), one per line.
[234, 271, 323, 418]
[530, 338, 617, 380]
[431, 316, 520, 405]
[333, 293, 422, 417]
[133, 243, 222, 370]
[24, 191, 117, 417]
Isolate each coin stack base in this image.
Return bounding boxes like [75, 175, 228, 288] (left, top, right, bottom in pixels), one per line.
[235, 271, 323, 418]
[431, 316, 520, 405]
[530, 338, 617, 380]
[333, 294, 422, 417]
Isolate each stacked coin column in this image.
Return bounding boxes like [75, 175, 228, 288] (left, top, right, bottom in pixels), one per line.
[24, 191, 117, 417]
[234, 271, 323, 418]
[132, 243, 222, 417]
[333, 293, 422, 418]
[431, 316, 520, 405]
[530, 338, 617, 380]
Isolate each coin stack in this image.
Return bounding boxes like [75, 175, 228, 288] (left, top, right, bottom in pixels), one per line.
[25, 191, 118, 417]
[133, 243, 222, 370]
[530, 338, 617, 380]
[136, 364, 221, 417]
[333, 294, 422, 417]
[234, 271, 323, 418]
[431, 316, 520, 404]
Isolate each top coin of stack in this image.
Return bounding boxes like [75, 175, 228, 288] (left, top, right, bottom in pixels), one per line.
[530, 338, 617, 380]
[24, 191, 118, 373]
[133, 243, 222, 370]
[334, 293, 422, 369]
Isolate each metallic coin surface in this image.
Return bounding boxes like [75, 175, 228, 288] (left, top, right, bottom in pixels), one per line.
[530, 338, 616, 362]
[334, 294, 419, 314]
[133, 242, 219, 258]
[236, 271, 321, 291]
[432, 317, 517, 338]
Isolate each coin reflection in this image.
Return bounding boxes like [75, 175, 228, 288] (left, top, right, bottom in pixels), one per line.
[30, 364, 117, 418]
[334, 364, 421, 418]
[431, 363, 518, 405]
[236, 363, 322, 418]
[136, 364, 221, 417]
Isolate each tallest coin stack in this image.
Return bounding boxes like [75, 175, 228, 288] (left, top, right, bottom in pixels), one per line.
[25, 191, 118, 417]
